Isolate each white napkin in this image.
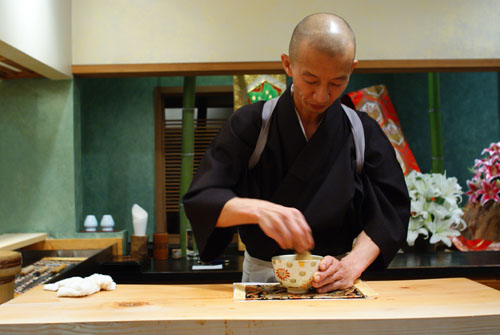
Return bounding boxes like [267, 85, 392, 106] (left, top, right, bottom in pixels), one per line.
[132, 204, 148, 236]
[44, 274, 116, 297]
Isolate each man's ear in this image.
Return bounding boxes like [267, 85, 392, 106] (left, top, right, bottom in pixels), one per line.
[350, 59, 358, 73]
[281, 54, 293, 77]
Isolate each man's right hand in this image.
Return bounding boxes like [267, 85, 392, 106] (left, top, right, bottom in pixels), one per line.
[216, 197, 314, 253]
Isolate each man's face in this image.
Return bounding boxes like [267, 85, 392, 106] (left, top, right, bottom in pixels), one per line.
[282, 42, 356, 116]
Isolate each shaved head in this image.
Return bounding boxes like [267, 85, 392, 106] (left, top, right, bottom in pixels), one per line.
[289, 13, 356, 64]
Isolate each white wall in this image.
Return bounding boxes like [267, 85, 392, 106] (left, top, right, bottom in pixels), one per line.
[72, 0, 500, 65]
[0, 0, 72, 79]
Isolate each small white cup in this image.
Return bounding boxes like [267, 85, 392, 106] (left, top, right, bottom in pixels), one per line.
[100, 215, 115, 232]
[84, 215, 98, 232]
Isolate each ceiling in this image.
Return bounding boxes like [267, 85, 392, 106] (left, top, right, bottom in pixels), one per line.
[0, 56, 42, 79]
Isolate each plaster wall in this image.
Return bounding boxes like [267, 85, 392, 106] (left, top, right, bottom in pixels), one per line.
[72, 0, 500, 65]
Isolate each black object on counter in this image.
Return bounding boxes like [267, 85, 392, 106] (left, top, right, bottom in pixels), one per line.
[100, 248, 500, 285]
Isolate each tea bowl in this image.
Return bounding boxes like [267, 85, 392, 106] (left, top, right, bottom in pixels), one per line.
[271, 254, 323, 294]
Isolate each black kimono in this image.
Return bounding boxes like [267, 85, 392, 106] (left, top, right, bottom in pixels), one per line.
[183, 86, 410, 269]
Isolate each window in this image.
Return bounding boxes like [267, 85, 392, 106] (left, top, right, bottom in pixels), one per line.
[154, 86, 233, 234]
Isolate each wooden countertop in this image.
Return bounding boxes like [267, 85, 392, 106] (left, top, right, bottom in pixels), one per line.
[0, 278, 499, 334]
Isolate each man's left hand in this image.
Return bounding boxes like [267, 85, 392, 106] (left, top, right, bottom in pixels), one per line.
[311, 256, 359, 292]
[311, 230, 381, 293]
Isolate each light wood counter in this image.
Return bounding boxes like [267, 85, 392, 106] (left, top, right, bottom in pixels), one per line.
[0, 278, 499, 334]
[0, 233, 46, 251]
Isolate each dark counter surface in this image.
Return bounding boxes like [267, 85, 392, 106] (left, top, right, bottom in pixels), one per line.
[365, 250, 500, 280]
[102, 251, 243, 284]
[100, 248, 500, 285]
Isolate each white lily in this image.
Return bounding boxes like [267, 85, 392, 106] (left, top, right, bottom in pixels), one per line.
[407, 217, 429, 246]
[427, 218, 461, 247]
[405, 171, 465, 248]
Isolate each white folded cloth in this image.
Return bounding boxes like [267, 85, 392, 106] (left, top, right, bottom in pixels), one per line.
[44, 274, 116, 297]
[132, 203, 148, 236]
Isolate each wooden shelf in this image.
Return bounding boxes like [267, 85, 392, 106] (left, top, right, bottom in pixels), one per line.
[72, 59, 500, 78]
[73, 61, 283, 77]
[355, 59, 500, 73]
[23, 237, 124, 257]
[0, 233, 46, 251]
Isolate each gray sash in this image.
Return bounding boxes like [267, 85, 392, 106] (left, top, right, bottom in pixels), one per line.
[248, 93, 365, 173]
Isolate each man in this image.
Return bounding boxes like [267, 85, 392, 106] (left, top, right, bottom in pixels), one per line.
[183, 13, 410, 293]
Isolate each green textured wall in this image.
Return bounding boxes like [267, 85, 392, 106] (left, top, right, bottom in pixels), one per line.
[0, 78, 77, 237]
[440, 72, 499, 189]
[347, 72, 500, 191]
[73, 78, 83, 231]
[78, 76, 233, 237]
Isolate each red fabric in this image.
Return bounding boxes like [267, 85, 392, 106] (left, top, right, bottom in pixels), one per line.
[452, 235, 500, 251]
[347, 85, 420, 175]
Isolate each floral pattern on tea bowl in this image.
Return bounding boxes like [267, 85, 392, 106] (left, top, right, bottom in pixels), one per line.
[271, 254, 323, 294]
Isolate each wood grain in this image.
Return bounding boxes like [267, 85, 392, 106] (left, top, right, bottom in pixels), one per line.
[72, 59, 500, 77]
[0, 233, 46, 251]
[355, 59, 500, 73]
[72, 61, 283, 77]
[0, 278, 499, 334]
[130, 235, 148, 258]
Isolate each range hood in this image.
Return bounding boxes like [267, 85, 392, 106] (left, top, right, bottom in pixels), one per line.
[0, 0, 72, 80]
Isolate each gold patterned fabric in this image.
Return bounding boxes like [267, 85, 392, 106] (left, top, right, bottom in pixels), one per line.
[233, 74, 287, 111]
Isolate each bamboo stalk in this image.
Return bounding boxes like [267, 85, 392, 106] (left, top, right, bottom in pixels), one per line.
[179, 76, 196, 258]
[428, 72, 444, 173]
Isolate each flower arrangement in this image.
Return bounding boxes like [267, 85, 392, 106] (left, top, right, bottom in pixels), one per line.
[465, 142, 500, 205]
[405, 171, 466, 247]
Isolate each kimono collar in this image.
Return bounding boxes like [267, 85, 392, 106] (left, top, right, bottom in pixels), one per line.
[290, 84, 325, 142]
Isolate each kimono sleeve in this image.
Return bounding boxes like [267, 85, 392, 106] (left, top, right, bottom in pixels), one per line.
[182, 103, 263, 261]
[358, 114, 410, 268]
